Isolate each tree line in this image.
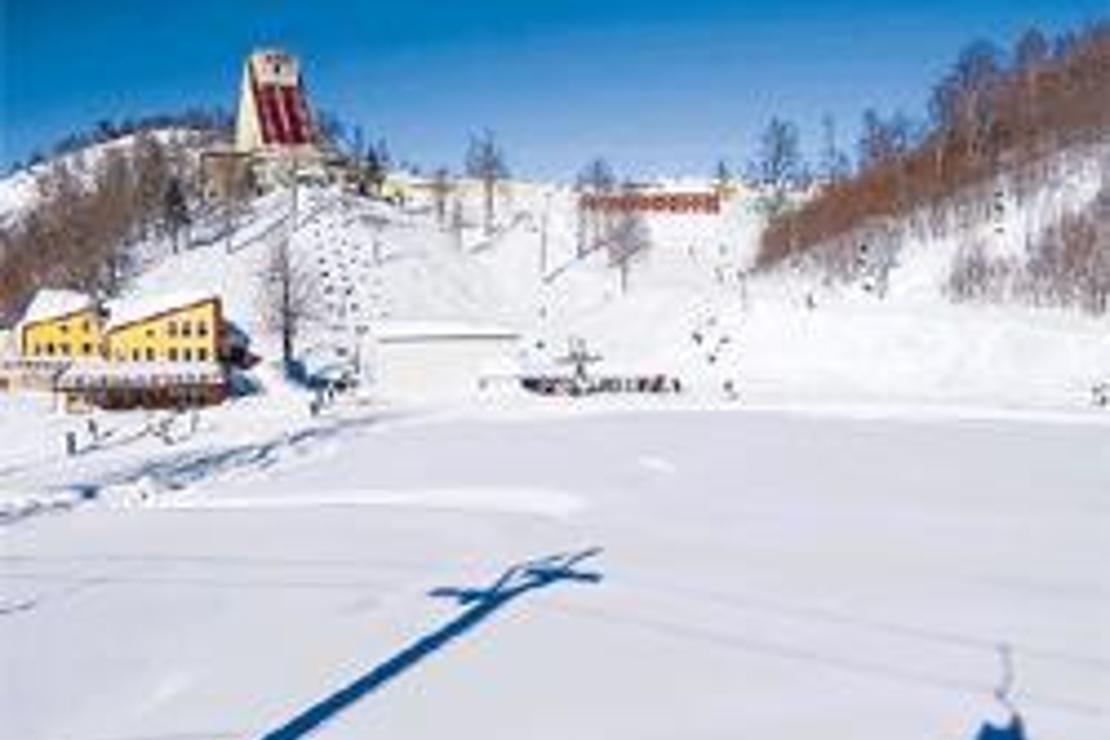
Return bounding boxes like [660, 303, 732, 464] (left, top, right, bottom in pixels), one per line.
[758, 20, 1110, 272]
[9, 107, 233, 175]
[0, 129, 206, 322]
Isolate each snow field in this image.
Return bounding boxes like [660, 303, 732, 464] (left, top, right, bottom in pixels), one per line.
[3, 408, 1108, 739]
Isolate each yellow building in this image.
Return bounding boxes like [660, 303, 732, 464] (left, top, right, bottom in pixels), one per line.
[7, 289, 230, 410]
[104, 292, 222, 365]
[18, 289, 104, 360]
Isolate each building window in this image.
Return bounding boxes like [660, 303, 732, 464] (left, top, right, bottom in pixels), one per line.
[83, 320, 91, 332]
[82, 343, 92, 355]
[33, 344, 41, 356]
[168, 321, 178, 338]
[168, 348, 178, 362]
[198, 321, 209, 337]
[182, 321, 192, 337]
[146, 348, 155, 361]
[46, 343, 55, 356]
[132, 349, 141, 362]
[197, 348, 208, 362]
[183, 348, 192, 362]
[60, 323, 69, 334]
[147, 328, 155, 338]
[61, 343, 71, 356]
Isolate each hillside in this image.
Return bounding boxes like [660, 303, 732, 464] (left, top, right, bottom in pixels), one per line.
[760, 23, 1110, 319]
[108, 165, 1110, 409]
[0, 127, 1107, 411]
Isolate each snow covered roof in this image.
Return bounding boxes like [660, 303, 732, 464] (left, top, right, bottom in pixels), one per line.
[371, 321, 520, 343]
[19, 289, 95, 327]
[106, 291, 219, 331]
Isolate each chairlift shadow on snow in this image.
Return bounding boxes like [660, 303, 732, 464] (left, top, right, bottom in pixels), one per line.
[975, 715, 1026, 740]
[258, 547, 604, 740]
[974, 643, 1027, 740]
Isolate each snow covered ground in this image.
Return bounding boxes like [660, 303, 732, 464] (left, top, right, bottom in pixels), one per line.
[2, 139, 1108, 738]
[3, 401, 1108, 739]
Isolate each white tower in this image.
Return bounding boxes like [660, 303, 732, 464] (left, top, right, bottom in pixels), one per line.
[235, 49, 318, 157]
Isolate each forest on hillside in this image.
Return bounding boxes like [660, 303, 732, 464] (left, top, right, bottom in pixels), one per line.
[0, 129, 212, 322]
[758, 21, 1110, 312]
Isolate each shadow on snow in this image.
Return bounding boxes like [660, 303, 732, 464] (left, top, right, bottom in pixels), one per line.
[258, 547, 603, 740]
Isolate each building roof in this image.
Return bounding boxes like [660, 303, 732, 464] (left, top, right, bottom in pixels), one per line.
[249, 50, 314, 148]
[19, 289, 95, 327]
[106, 290, 219, 331]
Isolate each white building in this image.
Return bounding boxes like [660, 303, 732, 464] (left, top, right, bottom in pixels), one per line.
[204, 48, 334, 199]
[364, 321, 521, 400]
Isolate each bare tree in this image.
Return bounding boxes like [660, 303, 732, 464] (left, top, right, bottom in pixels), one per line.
[361, 138, 390, 197]
[465, 129, 509, 236]
[713, 159, 733, 191]
[450, 197, 465, 251]
[930, 40, 1003, 164]
[1015, 28, 1050, 145]
[131, 130, 169, 240]
[260, 237, 319, 369]
[163, 177, 190, 254]
[315, 110, 346, 152]
[755, 117, 802, 218]
[206, 155, 253, 252]
[577, 157, 616, 192]
[347, 124, 366, 163]
[429, 167, 452, 229]
[858, 109, 915, 170]
[607, 195, 652, 294]
[576, 157, 616, 255]
[819, 114, 851, 183]
[90, 147, 136, 297]
[1015, 28, 1050, 71]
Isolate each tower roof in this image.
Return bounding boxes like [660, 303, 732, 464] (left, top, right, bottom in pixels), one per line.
[243, 48, 315, 148]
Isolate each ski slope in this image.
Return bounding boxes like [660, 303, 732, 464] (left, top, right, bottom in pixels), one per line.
[4, 128, 1106, 410]
[95, 150, 1107, 412]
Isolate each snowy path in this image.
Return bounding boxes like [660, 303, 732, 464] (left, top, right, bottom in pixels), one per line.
[3, 408, 1108, 739]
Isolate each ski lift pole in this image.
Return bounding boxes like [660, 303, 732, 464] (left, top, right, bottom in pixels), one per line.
[540, 189, 551, 279]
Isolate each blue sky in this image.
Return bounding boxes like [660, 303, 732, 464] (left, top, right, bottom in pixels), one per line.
[2, 0, 1103, 178]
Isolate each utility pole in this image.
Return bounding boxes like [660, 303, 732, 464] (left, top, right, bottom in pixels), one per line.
[540, 189, 551, 280]
[289, 159, 300, 237]
[278, 158, 301, 370]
